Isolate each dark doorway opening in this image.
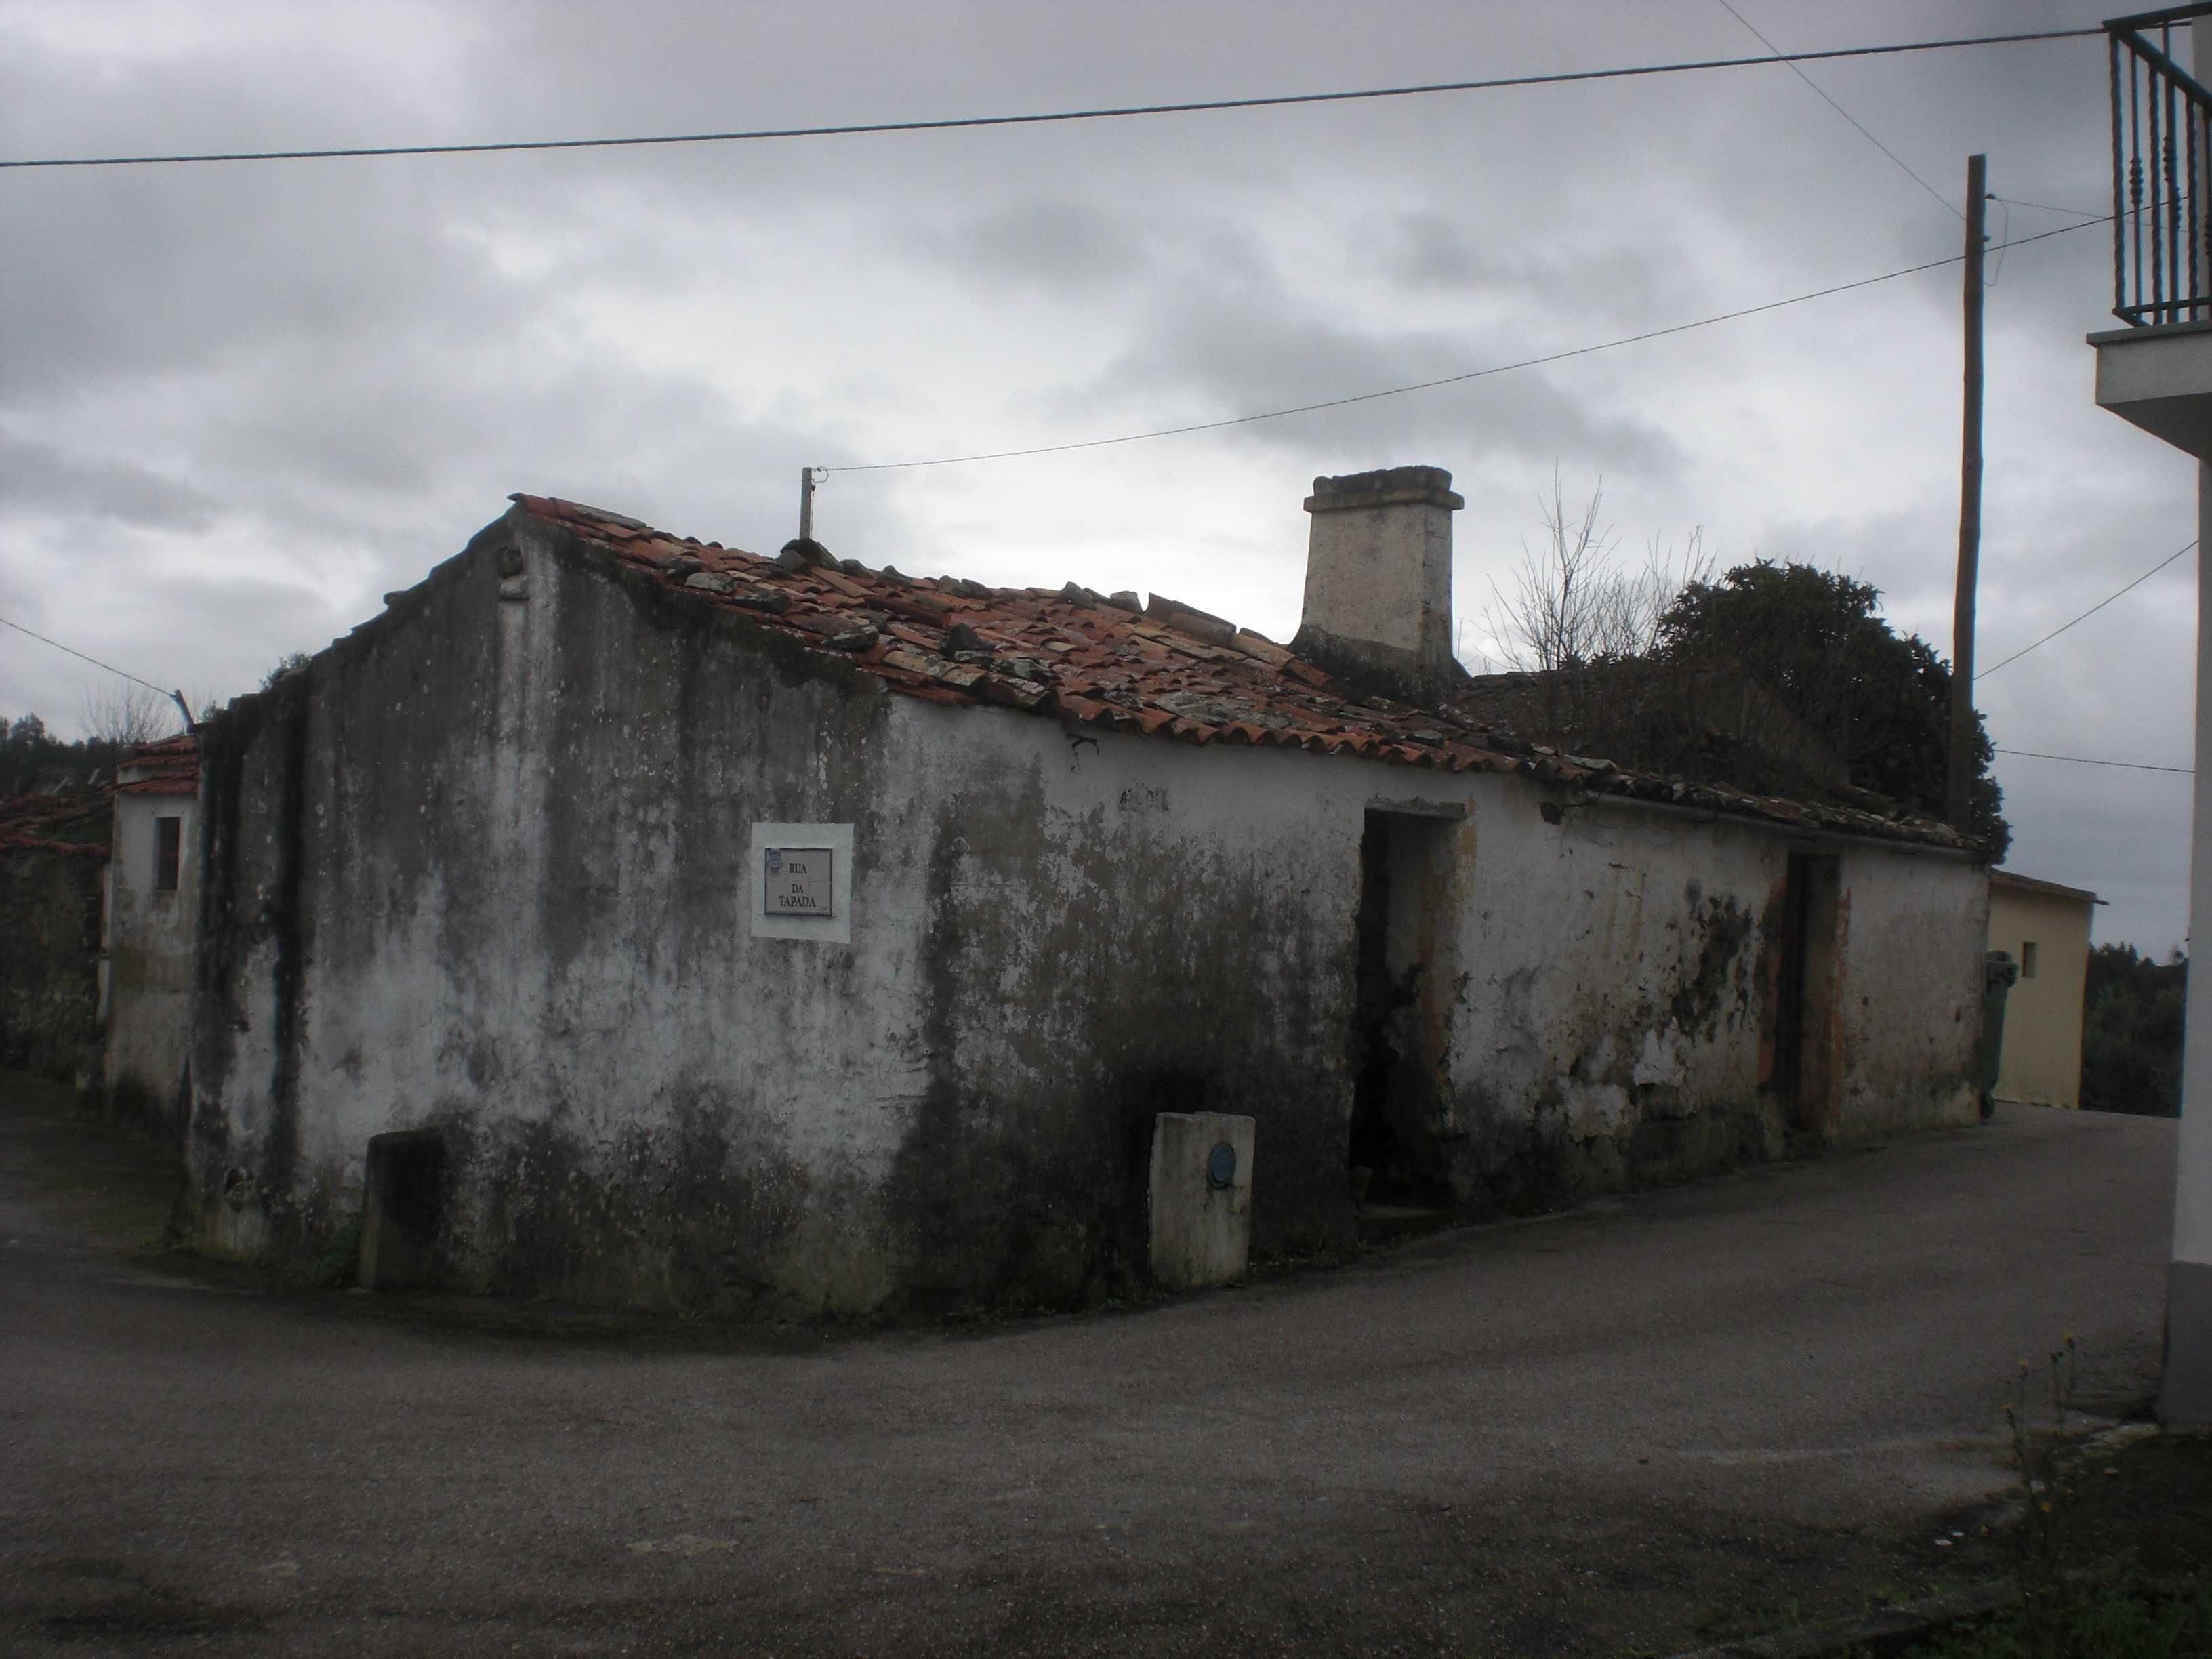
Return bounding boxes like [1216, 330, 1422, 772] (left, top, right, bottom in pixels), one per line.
[359, 1128, 447, 1291]
[1774, 851, 1842, 1143]
[1347, 808, 1460, 1224]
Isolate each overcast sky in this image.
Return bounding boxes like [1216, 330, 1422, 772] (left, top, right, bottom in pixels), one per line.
[0, 1, 2196, 951]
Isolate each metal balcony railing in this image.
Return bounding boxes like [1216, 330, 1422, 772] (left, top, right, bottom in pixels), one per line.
[2110, 5, 2212, 325]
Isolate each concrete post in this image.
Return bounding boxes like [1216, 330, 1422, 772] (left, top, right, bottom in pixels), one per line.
[1148, 1112, 1255, 1290]
[2167, 464, 2212, 1423]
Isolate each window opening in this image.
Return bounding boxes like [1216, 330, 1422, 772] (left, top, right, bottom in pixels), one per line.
[2021, 941, 2039, 979]
[154, 816, 181, 893]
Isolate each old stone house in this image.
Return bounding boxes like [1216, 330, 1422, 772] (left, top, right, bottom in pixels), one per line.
[180, 466, 1987, 1313]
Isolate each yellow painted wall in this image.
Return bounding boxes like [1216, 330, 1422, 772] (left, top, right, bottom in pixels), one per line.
[1986, 885, 2094, 1109]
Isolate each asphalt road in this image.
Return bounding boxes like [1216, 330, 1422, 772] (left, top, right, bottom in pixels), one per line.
[0, 1086, 2176, 1657]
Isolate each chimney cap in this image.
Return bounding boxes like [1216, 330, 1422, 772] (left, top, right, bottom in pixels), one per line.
[1305, 465, 1463, 514]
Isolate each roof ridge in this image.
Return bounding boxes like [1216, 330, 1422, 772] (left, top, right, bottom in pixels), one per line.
[504, 493, 1975, 853]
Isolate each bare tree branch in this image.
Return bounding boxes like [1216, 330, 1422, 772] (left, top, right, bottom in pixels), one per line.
[77, 682, 180, 747]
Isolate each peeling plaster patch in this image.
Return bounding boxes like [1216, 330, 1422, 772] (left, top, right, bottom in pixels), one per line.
[1632, 1025, 1689, 1089]
[1559, 1078, 1633, 1141]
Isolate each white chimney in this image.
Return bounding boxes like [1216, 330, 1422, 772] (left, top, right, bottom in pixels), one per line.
[1292, 466, 1462, 688]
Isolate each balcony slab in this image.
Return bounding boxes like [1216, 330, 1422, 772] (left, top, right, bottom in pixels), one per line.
[2091, 318, 2212, 462]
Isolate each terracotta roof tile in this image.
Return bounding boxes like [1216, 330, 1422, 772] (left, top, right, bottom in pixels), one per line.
[509, 494, 1974, 852]
[0, 784, 110, 858]
[115, 732, 199, 796]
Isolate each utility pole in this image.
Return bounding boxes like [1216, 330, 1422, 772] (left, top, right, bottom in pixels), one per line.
[799, 466, 817, 544]
[1948, 153, 1987, 833]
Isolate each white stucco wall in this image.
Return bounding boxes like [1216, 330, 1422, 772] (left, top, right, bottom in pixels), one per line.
[1828, 844, 1988, 1135]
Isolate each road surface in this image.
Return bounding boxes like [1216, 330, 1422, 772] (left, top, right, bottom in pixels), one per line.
[0, 1084, 2175, 1656]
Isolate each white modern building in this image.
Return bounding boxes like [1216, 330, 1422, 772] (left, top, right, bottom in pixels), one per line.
[2089, 3, 2212, 1422]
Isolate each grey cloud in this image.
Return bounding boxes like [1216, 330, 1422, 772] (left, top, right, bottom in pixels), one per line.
[1380, 212, 1494, 292]
[0, 432, 220, 531]
[919, 199, 1153, 292]
[0, 163, 539, 399]
[1371, 211, 1702, 326]
[1080, 286, 1684, 479]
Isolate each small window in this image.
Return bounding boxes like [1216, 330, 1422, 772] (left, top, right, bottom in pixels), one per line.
[2020, 941, 2039, 979]
[155, 816, 181, 893]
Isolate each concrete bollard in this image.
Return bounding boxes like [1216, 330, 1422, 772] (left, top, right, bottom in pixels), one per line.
[1147, 1111, 1255, 1290]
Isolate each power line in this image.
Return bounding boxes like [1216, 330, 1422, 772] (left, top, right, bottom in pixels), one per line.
[1714, 0, 1962, 220]
[1995, 747, 2192, 774]
[1977, 539, 2195, 680]
[0, 614, 173, 697]
[0, 26, 2101, 171]
[827, 217, 2104, 473]
[1992, 193, 2106, 220]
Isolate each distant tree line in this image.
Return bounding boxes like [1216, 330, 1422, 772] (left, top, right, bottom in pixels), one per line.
[5, 653, 309, 798]
[2080, 943, 2185, 1117]
[2, 703, 165, 794]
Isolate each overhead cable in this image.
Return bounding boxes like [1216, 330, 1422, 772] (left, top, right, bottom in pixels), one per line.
[1713, 0, 1963, 220]
[0, 26, 2100, 171]
[1976, 539, 2195, 680]
[827, 218, 2104, 474]
[1991, 194, 2106, 220]
[1994, 747, 2192, 774]
[0, 615, 174, 697]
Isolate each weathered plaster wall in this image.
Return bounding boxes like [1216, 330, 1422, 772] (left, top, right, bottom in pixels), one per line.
[189, 514, 925, 1305]
[1415, 794, 1980, 1209]
[1431, 790, 1778, 1208]
[185, 510, 1380, 1309]
[0, 847, 104, 1084]
[874, 697, 1370, 1295]
[185, 510, 1986, 1314]
[1826, 845, 1986, 1138]
[105, 791, 199, 1124]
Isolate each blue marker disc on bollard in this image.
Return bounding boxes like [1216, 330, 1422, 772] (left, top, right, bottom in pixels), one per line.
[1206, 1142, 1236, 1190]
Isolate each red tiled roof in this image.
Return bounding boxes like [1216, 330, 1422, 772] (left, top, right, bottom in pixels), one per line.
[117, 732, 198, 796]
[508, 495, 1975, 852]
[1990, 869, 2100, 904]
[0, 787, 109, 858]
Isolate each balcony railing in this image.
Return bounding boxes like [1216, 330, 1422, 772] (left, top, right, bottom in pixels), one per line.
[2110, 5, 2212, 325]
